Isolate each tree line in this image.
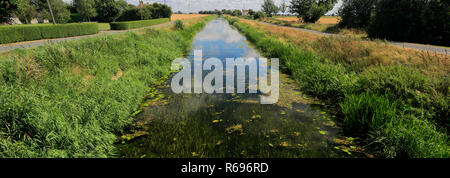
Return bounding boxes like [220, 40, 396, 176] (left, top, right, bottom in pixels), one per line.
[236, 0, 449, 46]
[339, 0, 449, 46]
[0, 0, 172, 24]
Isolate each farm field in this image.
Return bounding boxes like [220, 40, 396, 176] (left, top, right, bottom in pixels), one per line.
[171, 14, 211, 21]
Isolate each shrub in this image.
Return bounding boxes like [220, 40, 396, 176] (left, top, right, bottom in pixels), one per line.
[110, 18, 170, 30]
[0, 23, 99, 44]
[174, 20, 184, 30]
[253, 11, 267, 19]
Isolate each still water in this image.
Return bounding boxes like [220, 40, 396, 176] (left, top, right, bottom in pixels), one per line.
[117, 18, 352, 158]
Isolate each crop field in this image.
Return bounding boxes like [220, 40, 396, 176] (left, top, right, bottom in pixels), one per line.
[171, 14, 211, 21]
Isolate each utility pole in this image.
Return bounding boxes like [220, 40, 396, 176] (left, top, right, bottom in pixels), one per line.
[46, 0, 56, 24]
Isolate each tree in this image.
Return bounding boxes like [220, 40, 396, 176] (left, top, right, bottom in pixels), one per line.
[289, 0, 337, 23]
[279, 0, 287, 15]
[253, 11, 267, 19]
[261, 0, 278, 17]
[248, 9, 255, 16]
[39, 0, 70, 23]
[16, 0, 38, 24]
[0, 0, 19, 23]
[74, 0, 97, 22]
[368, 0, 449, 46]
[338, 0, 376, 28]
[95, 0, 121, 22]
[232, 9, 242, 16]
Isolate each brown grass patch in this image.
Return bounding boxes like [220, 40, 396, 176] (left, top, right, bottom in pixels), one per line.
[239, 19, 322, 45]
[275, 16, 340, 24]
[237, 18, 449, 75]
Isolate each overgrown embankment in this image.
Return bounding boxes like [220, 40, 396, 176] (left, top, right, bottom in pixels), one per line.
[0, 15, 216, 157]
[225, 16, 449, 158]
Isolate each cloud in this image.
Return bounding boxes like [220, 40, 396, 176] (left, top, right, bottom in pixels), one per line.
[64, 0, 342, 15]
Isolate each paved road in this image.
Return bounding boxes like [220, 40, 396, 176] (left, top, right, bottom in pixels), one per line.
[259, 21, 450, 55]
[0, 22, 174, 53]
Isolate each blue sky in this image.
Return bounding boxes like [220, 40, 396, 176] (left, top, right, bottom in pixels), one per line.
[64, 0, 343, 15]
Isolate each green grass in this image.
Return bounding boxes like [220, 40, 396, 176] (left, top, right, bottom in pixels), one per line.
[98, 23, 111, 31]
[0, 15, 216, 157]
[224, 16, 449, 158]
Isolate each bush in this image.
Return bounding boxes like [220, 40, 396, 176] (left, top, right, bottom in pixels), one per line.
[253, 11, 267, 19]
[0, 23, 99, 44]
[110, 18, 170, 30]
[174, 20, 184, 30]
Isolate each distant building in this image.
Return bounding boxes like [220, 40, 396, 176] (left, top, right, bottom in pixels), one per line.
[242, 10, 249, 16]
[137, 0, 148, 8]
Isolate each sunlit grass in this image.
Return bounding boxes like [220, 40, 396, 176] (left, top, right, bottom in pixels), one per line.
[224, 16, 449, 158]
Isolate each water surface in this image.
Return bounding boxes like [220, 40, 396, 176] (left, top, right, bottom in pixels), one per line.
[117, 18, 352, 158]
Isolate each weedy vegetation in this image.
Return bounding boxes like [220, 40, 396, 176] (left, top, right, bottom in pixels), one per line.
[0, 15, 216, 157]
[224, 16, 449, 158]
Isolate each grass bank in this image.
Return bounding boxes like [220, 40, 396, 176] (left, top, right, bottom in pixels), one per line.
[0, 15, 216, 157]
[258, 16, 368, 38]
[225, 16, 449, 158]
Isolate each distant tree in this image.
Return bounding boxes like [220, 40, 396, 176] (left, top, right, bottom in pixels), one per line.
[39, 0, 70, 23]
[15, 0, 37, 24]
[95, 0, 121, 22]
[74, 0, 96, 22]
[117, 7, 139, 21]
[0, 0, 19, 23]
[279, 0, 287, 15]
[248, 9, 255, 16]
[253, 11, 267, 19]
[138, 2, 171, 20]
[289, 0, 337, 23]
[159, 3, 172, 18]
[140, 4, 153, 19]
[231, 9, 242, 16]
[338, 0, 376, 28]
[261, 0, 278, 17]
[116, 0, 129, 11]
[368, 0, 449, 46]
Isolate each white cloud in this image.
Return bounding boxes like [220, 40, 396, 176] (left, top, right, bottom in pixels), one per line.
[64, 0, 343, 14]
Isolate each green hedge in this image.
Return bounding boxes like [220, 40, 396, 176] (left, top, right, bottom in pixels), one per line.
[110, 18, 170, 30]
[0, 23, 99, 44]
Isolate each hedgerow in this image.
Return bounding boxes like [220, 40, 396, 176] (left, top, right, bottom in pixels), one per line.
[110, 18, 170, 30]
[0, 23, 99, 44]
